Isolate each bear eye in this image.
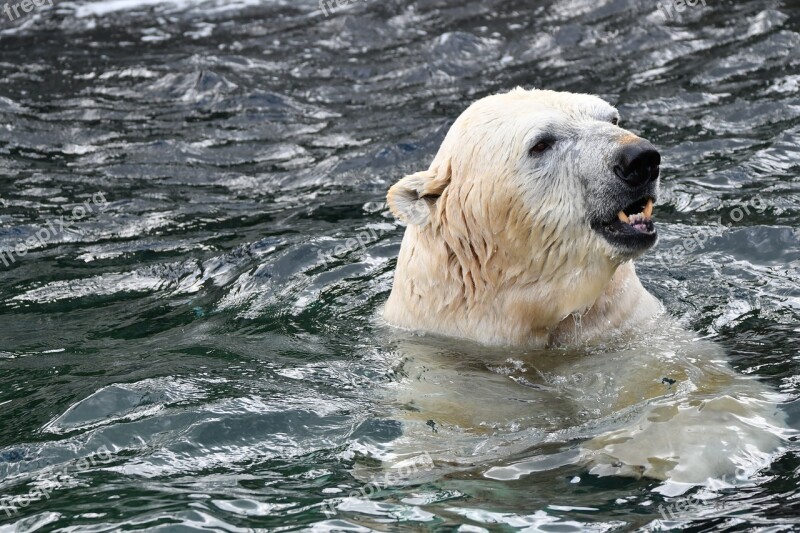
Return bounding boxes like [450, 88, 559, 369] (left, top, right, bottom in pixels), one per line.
[529, 141, 553, 155]
[611, 117, 619, 126]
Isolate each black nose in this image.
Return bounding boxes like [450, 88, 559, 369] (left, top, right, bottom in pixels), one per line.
[614, 141, 661, 187]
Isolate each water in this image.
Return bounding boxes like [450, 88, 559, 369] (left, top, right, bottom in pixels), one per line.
[0, 0, 798, 530]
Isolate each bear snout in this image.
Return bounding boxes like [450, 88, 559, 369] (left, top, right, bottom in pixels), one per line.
[613, 140, 661, 188]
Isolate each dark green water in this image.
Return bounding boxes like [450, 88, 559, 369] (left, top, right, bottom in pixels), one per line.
[0, 0, 799, 531]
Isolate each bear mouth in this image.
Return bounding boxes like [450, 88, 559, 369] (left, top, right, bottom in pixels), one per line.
[594, 196, 657, 253]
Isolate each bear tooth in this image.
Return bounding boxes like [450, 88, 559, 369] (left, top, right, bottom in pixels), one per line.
[644, 199, 654, 219]
[618, 211, 629, 224]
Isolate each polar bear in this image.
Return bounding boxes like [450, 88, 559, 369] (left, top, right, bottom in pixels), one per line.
[373, 88, 790, 492]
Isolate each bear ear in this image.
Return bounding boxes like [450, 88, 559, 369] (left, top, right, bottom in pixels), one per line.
[386, 159, 451, 226]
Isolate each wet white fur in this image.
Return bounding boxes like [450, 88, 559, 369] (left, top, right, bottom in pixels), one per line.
[385, 88, 659, 346]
